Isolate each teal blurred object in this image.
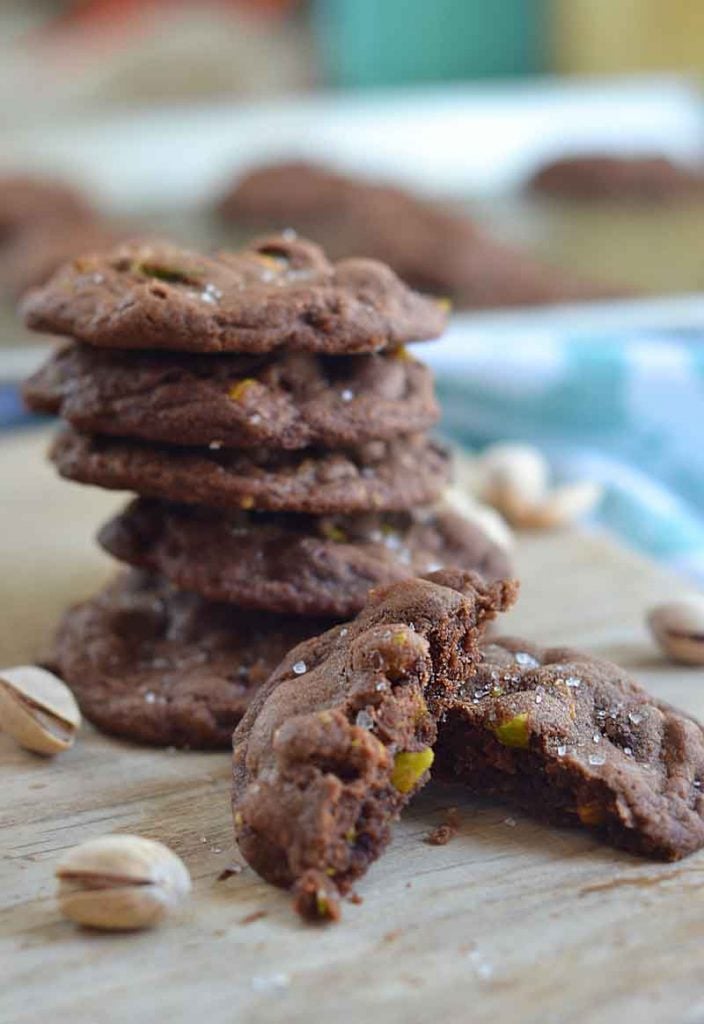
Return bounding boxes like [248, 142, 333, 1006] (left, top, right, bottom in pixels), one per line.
[314, 0, 546, 87]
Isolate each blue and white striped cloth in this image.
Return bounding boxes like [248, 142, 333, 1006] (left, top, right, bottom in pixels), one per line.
[427, 314, 704, 583]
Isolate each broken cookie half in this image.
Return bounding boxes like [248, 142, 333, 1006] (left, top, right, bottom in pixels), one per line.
[231, 568, 517, 921]
[436, 637, 704, 861]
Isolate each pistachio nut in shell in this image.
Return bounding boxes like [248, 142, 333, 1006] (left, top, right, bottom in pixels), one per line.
[56, 834, 192, 931]
[441, 485, 514, 551]
[648, 597, 704, 665]
[478, 443, 549, 524]
[0, 665, 80, 755]
[519, 481, 603, 530]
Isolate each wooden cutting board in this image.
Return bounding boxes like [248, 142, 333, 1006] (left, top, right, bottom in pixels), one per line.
[2, 429, 704, 1024]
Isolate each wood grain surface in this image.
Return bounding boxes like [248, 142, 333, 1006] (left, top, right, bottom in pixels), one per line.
[2, 428, 704, 1024]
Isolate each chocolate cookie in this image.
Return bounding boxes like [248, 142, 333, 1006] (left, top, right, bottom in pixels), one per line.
[435, 637, 704, 861]
[529, 154, 704, 201]
[217, 160, 392, 226]
[22, 234, 447, 353]
[51, 428, 451, 514]
[53, 570, 329, 749]
[24, 342, 438, 450]
[439, 234, 628, 308]
[0, 175, 93, 238]
[232, 569, 518, 920]
[2, 219, 127, 299]
[216, 160, 623, 308]
[217, 161, 480, 298]
[98, 498, 512, 617]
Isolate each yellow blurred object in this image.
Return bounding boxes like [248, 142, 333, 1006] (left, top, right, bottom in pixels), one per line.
[552, 0, 704, 74]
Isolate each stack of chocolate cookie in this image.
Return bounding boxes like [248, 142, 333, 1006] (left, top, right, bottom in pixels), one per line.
[22, 233, 510, 749]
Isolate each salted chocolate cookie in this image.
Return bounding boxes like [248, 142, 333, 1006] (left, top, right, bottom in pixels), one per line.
[24, 341, 438, 450]
[435, 637, 704, 861]
[51, 428, 451, 514]
[98, 498, 512, 617]
[232, 569, 517, 920]
[216, 160, 623, 308]
[22, 234, 447, 353]
[52, 570, 329, 749]
[529, 154, 704, 201]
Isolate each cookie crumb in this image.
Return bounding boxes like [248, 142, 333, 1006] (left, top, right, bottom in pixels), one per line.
[426, 807, 461, 845]
[425, 823, 457, 846]
[240, 910, 268, 925]
[292, 869, 341, 923]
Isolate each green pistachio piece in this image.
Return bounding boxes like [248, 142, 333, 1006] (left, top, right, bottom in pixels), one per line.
[391, 748, 434, 794]
[321, 523, 347, 543]
[133, 262, 199, 285]
[493, 713, 530, 749]
[228, 378, 256, 401]
[577, 801, 605, 826]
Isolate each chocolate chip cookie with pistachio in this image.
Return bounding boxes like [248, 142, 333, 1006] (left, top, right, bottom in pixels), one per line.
[21, 234, 447, 355]
[50, 427, 451, 515]
[53, 570, 331, 749]
[24, 342, 438, 450]
[98, 498, 513, 618]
